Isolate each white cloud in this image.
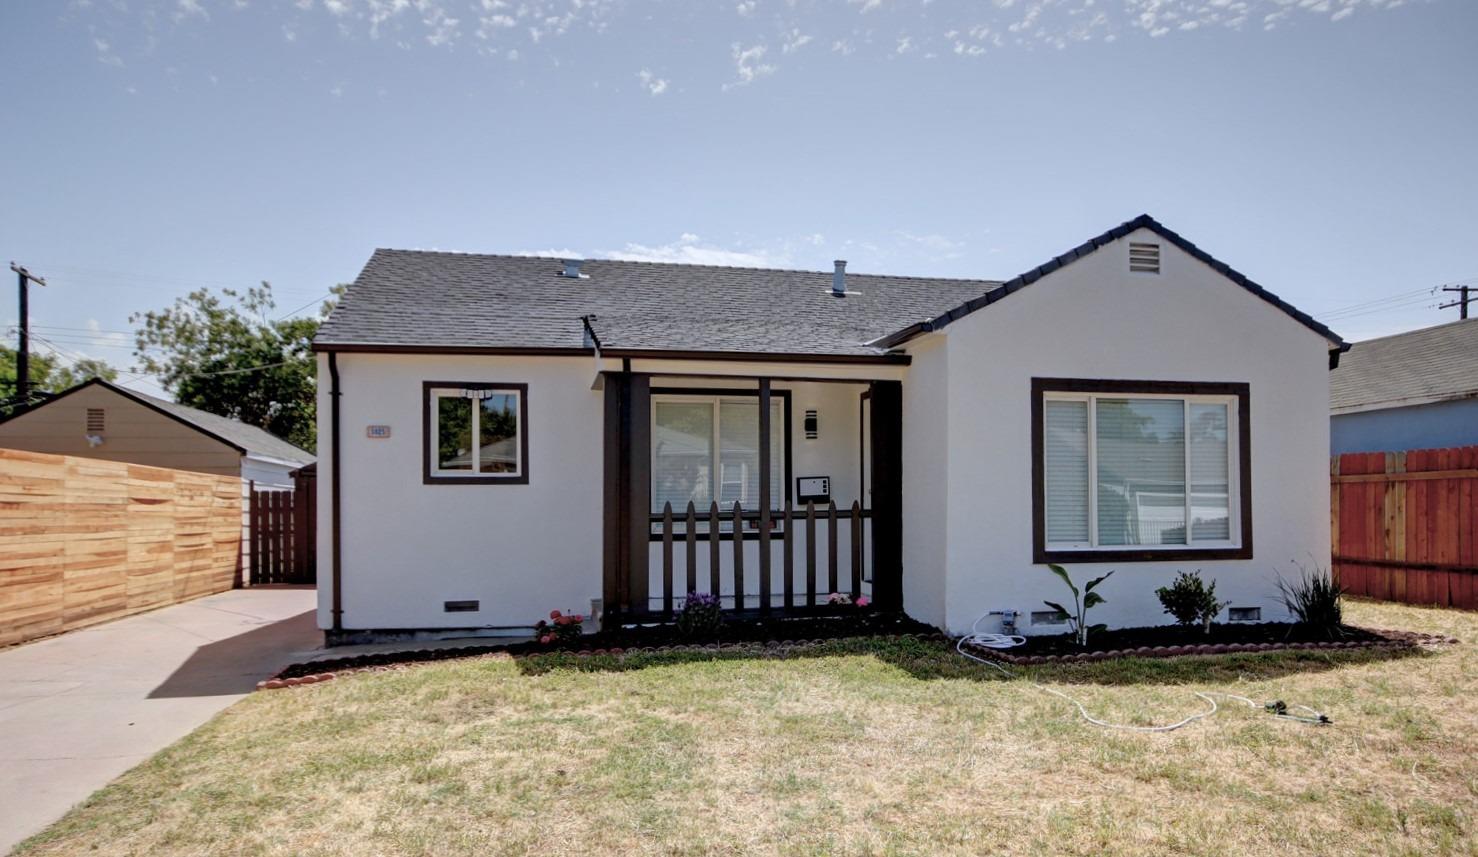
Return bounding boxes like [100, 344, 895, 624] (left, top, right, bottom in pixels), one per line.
[896, 230, 966, 260]
[736, 0, 756, 16]
[781, 28, 812, 53]
[175, 0, 208, 20]
[724, 42, 775, 90]
[600, 234, 789, 268]
[637, 69, 669, 95]
[92, 36, 123, 66]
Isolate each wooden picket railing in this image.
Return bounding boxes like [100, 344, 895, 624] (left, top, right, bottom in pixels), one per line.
[1331, 446, 1477, 610]
[650, 499, 867, 617]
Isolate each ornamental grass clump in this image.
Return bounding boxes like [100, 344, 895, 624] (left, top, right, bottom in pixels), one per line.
[676, 591, 723, 639]
[534, 609, 585, 646]
[1155, 571, 1228, 634]
[1277, 564, 1345, 640]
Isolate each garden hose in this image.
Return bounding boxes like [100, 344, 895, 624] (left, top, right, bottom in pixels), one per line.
[955, 613, 1332, 732]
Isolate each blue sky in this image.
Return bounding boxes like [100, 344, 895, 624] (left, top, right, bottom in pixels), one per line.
[3, 0, 1474, 396]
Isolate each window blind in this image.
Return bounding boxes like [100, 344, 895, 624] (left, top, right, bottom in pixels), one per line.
[1095, 398, 1185, 546]
[1043, 399, 1089, 544]
[717, 400, 784, 510]
[653, 401, 714, 513]
[1188, 402, 1230, 541]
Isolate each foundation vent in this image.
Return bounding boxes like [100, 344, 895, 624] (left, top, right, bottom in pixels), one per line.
[444, 600, 480, 613]
[1129, 242, 1161, 274]
[1031, 609, 1069, 626]
[1228, 606, 1261, 622]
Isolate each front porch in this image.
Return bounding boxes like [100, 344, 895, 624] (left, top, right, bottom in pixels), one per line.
[601, 367, 903, 627]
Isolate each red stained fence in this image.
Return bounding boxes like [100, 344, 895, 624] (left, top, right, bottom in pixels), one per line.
[1331, 446, 1478, 610]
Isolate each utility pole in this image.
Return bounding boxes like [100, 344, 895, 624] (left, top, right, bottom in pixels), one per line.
[1440, 284, 1474, 320]
[9, 262, 47, 406]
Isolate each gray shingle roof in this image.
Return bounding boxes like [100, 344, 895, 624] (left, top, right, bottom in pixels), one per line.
[315, 250, 998, 357]
[1330, 318, 1478, 414]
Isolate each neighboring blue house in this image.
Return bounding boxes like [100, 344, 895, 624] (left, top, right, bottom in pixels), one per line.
[1330, 318, 1478, 454]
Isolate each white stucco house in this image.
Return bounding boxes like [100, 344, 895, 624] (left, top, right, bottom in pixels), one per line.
[312, 215, 1347, 643]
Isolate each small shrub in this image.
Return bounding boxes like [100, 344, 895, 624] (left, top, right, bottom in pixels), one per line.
[1276, 564, 1344, 639]
[827, 592, 872, 608]
[1155, 571, 1228, 634]
[533, 609, 585, 646]
[676, 592, 723, 639]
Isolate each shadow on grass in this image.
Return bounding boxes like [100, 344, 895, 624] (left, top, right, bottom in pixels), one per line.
[511, 634, 1435, 687]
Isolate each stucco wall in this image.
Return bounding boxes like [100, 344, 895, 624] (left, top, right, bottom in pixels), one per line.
[317, 353, 605, 631]
[921, 227, 1333, 635]
[900, 336, 948, 629]
[1331, 398, 1478, 454]
[0, 384, 242, 477]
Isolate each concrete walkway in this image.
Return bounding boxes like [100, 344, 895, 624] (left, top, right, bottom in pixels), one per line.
[0, 587, 319, 854]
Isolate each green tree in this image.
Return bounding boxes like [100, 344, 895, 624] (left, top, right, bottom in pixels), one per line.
[131, 283, 342, 453]
[0, 345, 117, 415]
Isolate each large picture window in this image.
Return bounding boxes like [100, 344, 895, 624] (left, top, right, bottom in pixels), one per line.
[1032, 379, 1250, 562]
[423, 382, 529, 484]
[651, 391, 787, 534]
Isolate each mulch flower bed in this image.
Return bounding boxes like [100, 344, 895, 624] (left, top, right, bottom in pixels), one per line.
[960, 624, 1457, 666]
[256, 615, 1459, 690]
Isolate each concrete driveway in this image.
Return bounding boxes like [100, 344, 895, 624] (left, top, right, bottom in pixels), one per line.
[0, 586, 320, 854]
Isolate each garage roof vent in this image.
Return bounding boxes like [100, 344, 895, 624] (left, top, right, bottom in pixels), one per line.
[1129, 242, 1161, 274]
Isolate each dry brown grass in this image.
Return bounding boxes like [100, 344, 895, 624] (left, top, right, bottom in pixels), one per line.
[15, 599, 1478, 856]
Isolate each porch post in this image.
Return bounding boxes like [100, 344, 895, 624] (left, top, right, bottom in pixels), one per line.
[868, 380, 903, 611]
[601, 371, 651, 627]
[601, 374, 624, 627]
[625, 374, 651, 616]
[757, 378, 771, 614]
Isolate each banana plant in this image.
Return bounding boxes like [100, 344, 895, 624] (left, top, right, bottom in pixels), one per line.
[1043, 563, 1114, 648]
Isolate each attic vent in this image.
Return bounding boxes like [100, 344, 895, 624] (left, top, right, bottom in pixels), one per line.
[561, 259, 588, 279]
[86, 408, 105, 432]
[1129, 242, 1161, 274]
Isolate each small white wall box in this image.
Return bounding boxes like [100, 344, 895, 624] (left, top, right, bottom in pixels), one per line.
[366, 425, 392, 439]
[796, 476, 830, 503]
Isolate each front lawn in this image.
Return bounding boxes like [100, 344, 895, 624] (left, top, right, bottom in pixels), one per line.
[17, 600, 1477, 856]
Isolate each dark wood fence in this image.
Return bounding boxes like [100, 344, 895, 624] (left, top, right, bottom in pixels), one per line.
[650, 499, 867, 618]
[1332, 446, 1477, 610]
[248, 469, 316, 585]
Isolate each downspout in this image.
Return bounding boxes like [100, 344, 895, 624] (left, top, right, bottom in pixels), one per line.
[328, 352, 343, 632]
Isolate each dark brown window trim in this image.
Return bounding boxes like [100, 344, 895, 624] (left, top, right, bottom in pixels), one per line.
[1030, 377, 1252, 564]
[422, 381, 531, 485]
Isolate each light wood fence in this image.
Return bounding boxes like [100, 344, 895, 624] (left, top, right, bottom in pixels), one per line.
[1331, 446, 1478, 610]
[0, 448, 243, 646]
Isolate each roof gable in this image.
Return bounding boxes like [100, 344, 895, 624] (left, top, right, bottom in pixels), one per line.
[871, 214, 1348, 356]
[3, 379, 314, 465]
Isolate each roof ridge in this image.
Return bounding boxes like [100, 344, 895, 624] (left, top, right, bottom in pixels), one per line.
[370, 247, 1003, 285]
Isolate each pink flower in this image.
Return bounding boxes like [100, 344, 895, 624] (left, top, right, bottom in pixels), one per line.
[856, 596, 871, 607]
[539, 635, 553, 644]
[550, 609, 562, 620]
[572, 614, 584, 622]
